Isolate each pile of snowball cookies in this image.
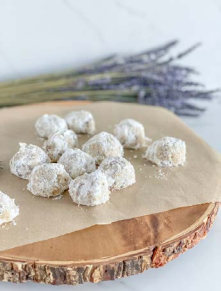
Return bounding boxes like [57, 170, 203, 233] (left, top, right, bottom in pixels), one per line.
[9, 110, 186, 207]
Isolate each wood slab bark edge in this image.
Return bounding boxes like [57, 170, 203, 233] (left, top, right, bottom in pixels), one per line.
[0, 203, 218, 285]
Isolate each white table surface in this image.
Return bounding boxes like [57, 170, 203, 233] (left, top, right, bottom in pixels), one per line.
[0, 0, 221, 290]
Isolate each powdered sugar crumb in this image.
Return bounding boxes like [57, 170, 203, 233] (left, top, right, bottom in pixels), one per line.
[52, 194, 64, 200]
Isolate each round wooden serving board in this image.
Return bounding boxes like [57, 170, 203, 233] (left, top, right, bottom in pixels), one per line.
[0, 101, 219, 285]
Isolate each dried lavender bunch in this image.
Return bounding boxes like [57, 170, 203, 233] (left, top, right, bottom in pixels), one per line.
[0, 40, 218, 116]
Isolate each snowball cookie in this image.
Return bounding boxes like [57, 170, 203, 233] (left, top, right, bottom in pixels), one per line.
[10, 143, 50, 180]
[0, 191, 19, 226]
[82, 131, 124, 164]
[35, 114, 67, 138]
[65, 110, 95, 134]
[144, 136, 186, 167]
[58, 148, 96, 179]
[69, 170, 110, 206]
[99, 157, 136, 190]
[27, 163, 70, 198]
[43, 129, 78, 162]
[114, 118, 151, 149]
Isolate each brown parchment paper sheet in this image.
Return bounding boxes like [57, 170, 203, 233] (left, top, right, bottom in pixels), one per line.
[0, 101, 221, 251]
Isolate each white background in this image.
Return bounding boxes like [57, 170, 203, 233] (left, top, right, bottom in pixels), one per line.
[0, 0, 221, 290]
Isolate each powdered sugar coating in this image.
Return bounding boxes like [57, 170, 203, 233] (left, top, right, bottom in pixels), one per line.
[0, 191, 19, 226]
[27, 163, 70, 198]
[10, 143, 50, 180]
[99, 157, 136, 190]
[65, 110, 95, 134]
[35, 114, 67, 138]
[82, 131, 124, 164]
[114, 119, 151, 149]
[69, 170, 110, 206]
[144, 136, 186, 167]
[58, 148, 96, 179]
[43, 129, 78, 162]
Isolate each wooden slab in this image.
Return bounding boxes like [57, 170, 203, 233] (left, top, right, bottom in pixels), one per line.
[0, 101, 219, 285]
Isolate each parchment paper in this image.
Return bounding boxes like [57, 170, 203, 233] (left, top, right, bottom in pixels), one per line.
[0, 101, 221, 251]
